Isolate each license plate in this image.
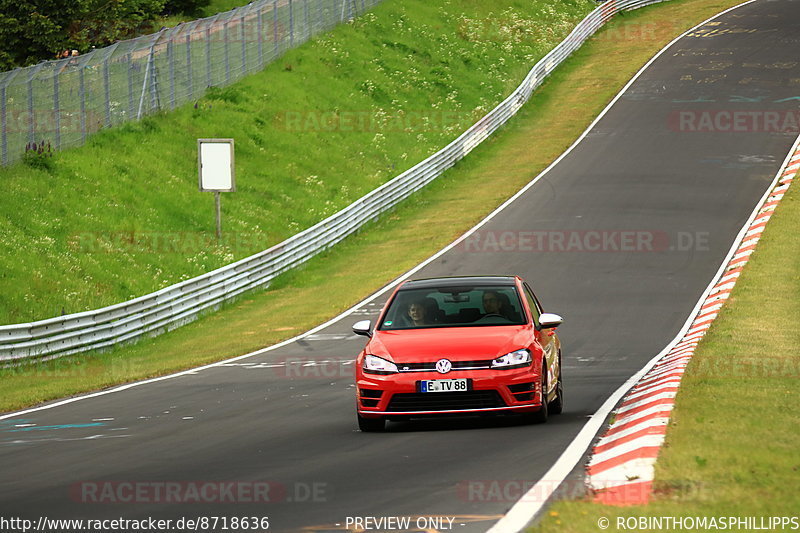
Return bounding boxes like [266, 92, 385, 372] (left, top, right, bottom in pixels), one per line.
[420, 379, 470, 393]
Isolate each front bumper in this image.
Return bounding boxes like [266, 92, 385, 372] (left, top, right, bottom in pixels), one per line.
[356, 368, 544, 418]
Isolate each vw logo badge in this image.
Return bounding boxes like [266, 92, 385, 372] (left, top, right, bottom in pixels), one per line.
[435, 358, 452, 374]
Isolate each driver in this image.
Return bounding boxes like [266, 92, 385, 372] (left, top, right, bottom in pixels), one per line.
[407, 300, 430, 326]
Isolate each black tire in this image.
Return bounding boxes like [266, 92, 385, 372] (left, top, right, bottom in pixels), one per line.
[357, 414, 385, 432]
[525, 363, 549, 424]
[548, 353, 564, 415]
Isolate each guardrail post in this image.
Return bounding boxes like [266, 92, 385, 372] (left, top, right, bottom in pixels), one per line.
[53, 71, 61, 149]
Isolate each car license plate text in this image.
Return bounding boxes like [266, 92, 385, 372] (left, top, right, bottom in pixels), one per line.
[420, 379, 469, 393]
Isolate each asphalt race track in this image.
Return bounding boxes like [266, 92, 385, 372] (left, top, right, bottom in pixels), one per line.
[2, 1, 800, 531]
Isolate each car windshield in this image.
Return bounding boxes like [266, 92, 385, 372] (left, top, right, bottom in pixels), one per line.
[378, 285, 526, 330]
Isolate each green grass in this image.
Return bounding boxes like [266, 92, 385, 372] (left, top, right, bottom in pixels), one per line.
[0, 0, 748, 412]
[0, 0, 596, 324]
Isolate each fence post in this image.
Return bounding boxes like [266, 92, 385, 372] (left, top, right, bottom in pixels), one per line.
[148, 50, 160, 111]
[103, 58, 111, 128]
[303, 0, 309, 40]
[1, 86, 6, 165]
[241, 15, 247, 75]
[257, 9, 264, 68]
[224, 21, 231, 84]
[168, 39, 176, 110]
[289, 0, 294, 47]
[53, 71, 61, 149]
[80, 67, 86, 143]
[186, 34, 193, 100]
[206, 25, 212, 87]
[273, 0, 279, 58]
[27, 76, 35, 145]
[127, 53, 135, 119]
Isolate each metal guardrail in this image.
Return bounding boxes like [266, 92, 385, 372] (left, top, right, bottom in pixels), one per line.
[0, 0, 381, 166]
[0, 0, 669, 362]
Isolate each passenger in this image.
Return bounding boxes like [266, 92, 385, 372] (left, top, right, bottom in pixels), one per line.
[482, 290, 511, 319]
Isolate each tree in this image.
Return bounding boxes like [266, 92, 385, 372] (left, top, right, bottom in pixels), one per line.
[0, 0, 167, 70]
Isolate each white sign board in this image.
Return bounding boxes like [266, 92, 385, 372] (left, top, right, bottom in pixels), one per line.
[198, 139, 235, 192]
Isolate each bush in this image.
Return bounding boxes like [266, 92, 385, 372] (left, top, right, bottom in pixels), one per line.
[161, 0, 212, 16]
[22, 140, 55, 171]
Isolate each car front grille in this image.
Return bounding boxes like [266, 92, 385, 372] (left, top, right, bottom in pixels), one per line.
[386, 390, 506, 412]
[396, 359, 493, 372]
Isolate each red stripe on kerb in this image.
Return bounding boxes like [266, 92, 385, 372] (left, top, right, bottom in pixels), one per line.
[636, 370, 685, 389]
[735, 242, 759, 255]
[613, 397, 676, 420]
[593, 425, 668, 455]
[588, 446, 662, 475]
[605, 410, 673, 437]
[620, 386, 679, 409]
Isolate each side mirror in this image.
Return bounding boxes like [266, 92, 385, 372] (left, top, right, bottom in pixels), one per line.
[539, 313, 563, 330]
[353, 320, 372, 338]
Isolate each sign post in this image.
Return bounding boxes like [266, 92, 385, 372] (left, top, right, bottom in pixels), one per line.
[198, 138, 235, 240]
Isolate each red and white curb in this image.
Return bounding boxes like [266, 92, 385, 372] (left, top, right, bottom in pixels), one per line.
[586, 143, 800, 506]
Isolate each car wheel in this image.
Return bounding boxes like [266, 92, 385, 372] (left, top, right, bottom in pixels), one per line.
[548, 352, 564, 415]
[525, 362, 549, 424]
[548, 374, 564, 415]
[357, 414, 385, 432]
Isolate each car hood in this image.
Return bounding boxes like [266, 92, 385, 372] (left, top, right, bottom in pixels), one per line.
[368, 326, 532, 363]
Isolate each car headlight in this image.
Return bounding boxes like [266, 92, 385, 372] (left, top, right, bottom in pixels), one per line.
[491, 349, 532, 369]
[363, 354, 398, 374]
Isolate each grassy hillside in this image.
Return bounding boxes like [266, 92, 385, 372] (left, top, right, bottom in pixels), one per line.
[0, 0, 595, 324]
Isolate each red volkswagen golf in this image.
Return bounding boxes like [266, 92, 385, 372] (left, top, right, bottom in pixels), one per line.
[353, 276, 564, 432]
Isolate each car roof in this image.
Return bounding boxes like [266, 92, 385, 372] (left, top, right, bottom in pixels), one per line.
[399, 276, 518, 290]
